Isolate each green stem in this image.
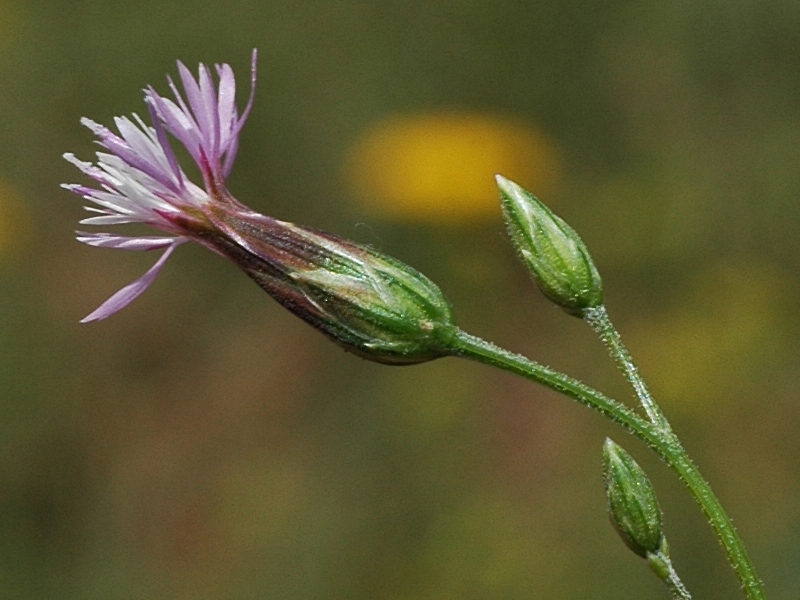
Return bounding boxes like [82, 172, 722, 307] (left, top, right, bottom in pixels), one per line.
[663, 565, 692, 600]
[447, 328, 765, 600]
[648, 548, 692, 600]
[583, 305, 670, 431]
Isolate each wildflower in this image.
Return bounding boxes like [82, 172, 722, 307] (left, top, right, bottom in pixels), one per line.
[63, 50, 257, 322]
[63, 51, 454, 364]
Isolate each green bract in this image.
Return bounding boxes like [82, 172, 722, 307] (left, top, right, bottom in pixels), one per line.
[205, 200, 456, 365]
[496, 175, 602, 317]
[602, 438, 664, 558]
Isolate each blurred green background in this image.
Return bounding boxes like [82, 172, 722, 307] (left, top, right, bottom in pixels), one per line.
[1, 1, 799, 598]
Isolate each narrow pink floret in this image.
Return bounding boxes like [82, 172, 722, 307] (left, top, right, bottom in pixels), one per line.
[222, 50, 257, 178]
[80, 240, 185, 323]
[147, 49, 257, 185]
[76, 232, 182, 251]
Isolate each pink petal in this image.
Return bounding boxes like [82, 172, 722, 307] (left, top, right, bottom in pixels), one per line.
[223, 50, 257, 177]
[147, 92, 202, 164]
[145, 97, 184, 191]
[81, 240, 183, 322]
[196, 64, 220, 161]
[76, 232, 181, 250]
[215, 63, 236, 150]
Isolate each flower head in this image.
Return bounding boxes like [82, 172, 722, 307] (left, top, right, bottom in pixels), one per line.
[63, 51, 257, 322]
[64, 51, 455, 364]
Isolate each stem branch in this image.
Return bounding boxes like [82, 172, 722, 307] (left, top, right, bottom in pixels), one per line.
[649, 549, 693, 600]
[448, 328, 765, 600]
[584, 305, 670, 431]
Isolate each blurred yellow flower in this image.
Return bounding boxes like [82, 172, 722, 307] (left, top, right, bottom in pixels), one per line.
[345, 112, 561, 224]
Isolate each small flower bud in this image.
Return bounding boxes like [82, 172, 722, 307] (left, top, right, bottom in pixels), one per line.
[602, 438, 664, 558]
[204, 200, 456, 365]
[496, 175, 602, 317]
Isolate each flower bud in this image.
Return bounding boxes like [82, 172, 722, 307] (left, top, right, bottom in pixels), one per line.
[203, 199, 456, 364]
[602, 438, 664, 558]
[496, 175, 602, 317]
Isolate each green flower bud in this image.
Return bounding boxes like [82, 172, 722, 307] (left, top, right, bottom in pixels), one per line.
[496, 175, 602, 317]
[204, 200, 456, 365]
[602, 438, 664, 558]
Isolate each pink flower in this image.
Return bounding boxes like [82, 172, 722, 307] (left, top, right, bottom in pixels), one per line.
[63, 50, 257, 322]
[64, 51, 454, 364]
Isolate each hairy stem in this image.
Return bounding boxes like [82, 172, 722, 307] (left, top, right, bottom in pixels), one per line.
[447, 328, 765, 600]
[583, 305, 670, 431]
[648, 549, 693, 600]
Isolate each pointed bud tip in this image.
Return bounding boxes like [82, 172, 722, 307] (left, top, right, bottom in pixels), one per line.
[494, 173, 510, 186]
